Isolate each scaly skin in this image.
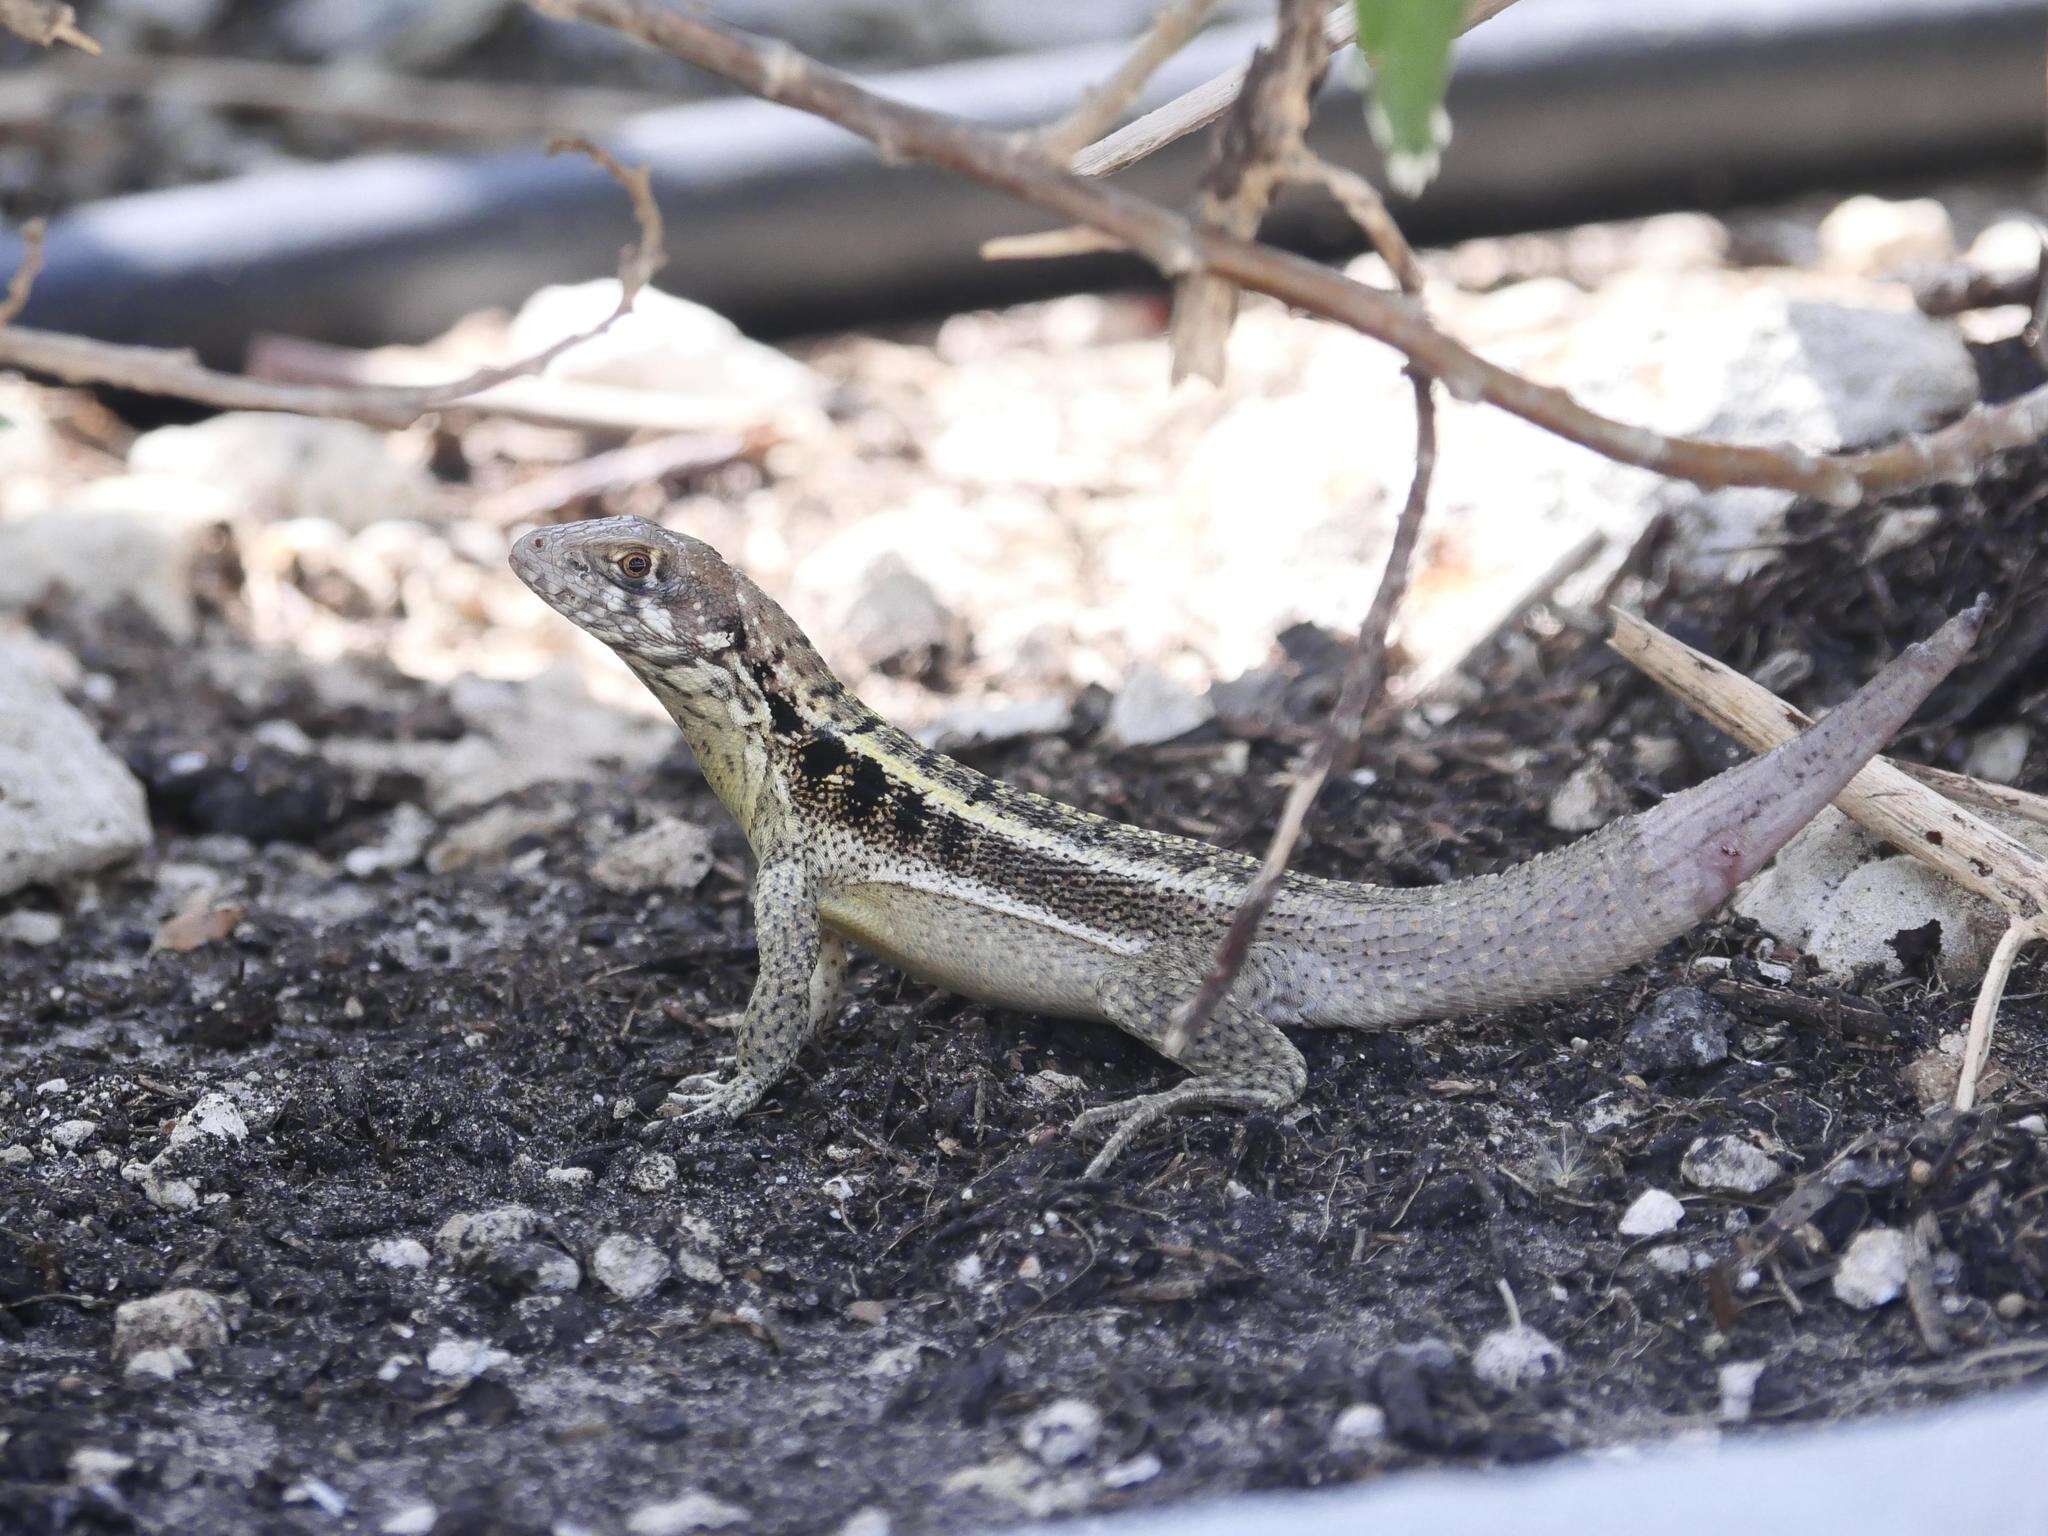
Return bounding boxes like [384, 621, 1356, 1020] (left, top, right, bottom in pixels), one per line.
[513, 516, 1985, 1173]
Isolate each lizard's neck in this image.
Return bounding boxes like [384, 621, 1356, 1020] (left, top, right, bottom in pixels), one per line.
[624, 612, 873, 846]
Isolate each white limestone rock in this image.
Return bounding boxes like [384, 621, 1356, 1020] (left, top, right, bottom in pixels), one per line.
[0, 639, 151, 896]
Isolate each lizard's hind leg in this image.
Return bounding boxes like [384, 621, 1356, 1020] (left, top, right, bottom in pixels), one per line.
[1073, 959, 1306, 1177]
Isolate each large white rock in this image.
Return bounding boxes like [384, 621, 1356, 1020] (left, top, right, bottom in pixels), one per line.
[0, 637, 151, 895]
[0, 503, 215, 640]
[112, 1288, 231, 1371]
[128, 413, 440, 531]
[508, 280, 823, 429]
[1734, 806, 2029, 987]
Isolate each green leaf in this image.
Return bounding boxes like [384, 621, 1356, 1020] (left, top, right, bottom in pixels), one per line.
[1353, 0, 1463, 197]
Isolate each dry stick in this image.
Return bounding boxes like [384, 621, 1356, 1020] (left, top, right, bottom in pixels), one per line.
[526, 0, 2048, 508]
[471, 428, 750, 525]
[0, 140, 664, 428]
[1070, 0, 1522, 177]
[1609, 610, 2047, 1110]
[1164, 375, 1435, 1059]
[0, 0, 97, 52]
[1037, 0, 1229, 164]
[1166, 147, 1436, 1059]
[1169, 0, 1329, 384]
[0, 216, 44, 328]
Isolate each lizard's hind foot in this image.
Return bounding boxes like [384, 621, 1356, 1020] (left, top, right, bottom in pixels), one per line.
[653, 1066, 768, 1126]
[1071, 1082, 1290, 1178]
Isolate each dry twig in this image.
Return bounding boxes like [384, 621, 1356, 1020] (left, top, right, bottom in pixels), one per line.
[0, 216, 44, 329]
[1069, 0, 1523, 177]
[0, 140, 664, 429]
[1611, 610, 2047, 1110]
[1169, 0, 1328, 383]
[527, 0, 2048, 509]
[1165, 144, 1434, 1058]
[0, 0, 96, 52]
[1036, 0, 1228, 165]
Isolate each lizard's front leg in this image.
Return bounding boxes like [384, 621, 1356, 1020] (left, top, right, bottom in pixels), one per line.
[1073, 954, 1307, 1177]
[658, 858, 843, 1125]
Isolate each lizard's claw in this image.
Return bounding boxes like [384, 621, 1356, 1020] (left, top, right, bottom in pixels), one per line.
[654, 1069, 766, 1125]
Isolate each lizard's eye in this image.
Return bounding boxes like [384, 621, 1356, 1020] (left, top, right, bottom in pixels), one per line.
[617, 549, 655, 581]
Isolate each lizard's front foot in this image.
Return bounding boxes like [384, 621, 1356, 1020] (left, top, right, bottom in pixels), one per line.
[653, 1067, 769, 1126]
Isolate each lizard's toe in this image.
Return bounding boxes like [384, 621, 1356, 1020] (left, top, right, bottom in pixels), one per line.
[654, 1071, 764, 1124]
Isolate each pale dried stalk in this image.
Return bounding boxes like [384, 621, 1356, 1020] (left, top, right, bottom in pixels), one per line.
[1958, 922, 2028, 1111]
[529, 0, 2044, 510]
[1609, 610, 2048, 922]
[1170, 0, 1329, 383]
[1610, 609, 2046, 1113]
[1037, 0, 1228, 164]
[1071, 0, 1522, 177]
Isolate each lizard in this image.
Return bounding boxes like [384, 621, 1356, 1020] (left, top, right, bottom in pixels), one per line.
[512, 515, 1986, 1175]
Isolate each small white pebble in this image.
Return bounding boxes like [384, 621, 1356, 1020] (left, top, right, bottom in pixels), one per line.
[625, 1490, 749, 1535]
[1326, 1403, 1387, 1454]
[1832, 1227, 1909, 1310]
[1472, 1325, 1565, 1393]
[35, 1078, 68, 1097]
[630, 1153, 679, 1193]
[1017, 1398, 1102, 1466]
[1718, 1360, 1766, 1422]
[380, 1502, 438, 1536]
[950, 1253, 985, 1289]
[50, 1119, 97, 1151]
[1102, 1452, 1163, 1488]
[545, 1165, 593, 1188]
[1618, 1188, 1684, 1237]
[369, 1238, 431, 1271]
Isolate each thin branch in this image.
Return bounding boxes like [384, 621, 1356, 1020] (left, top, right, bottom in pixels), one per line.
[0, 0, 97, 52]
[0, 216, 44, 328]
[1037, 0, 1228, 165]
[1170, 0, 1329, 383]
[527, 0, 2036, 510]
[471, 429, 750, 525]
[1164, 371, 1435, 1057]
[0, 141, 664, 429]
[1164, 142, 1438, 1058]
[1069, 0, 1522, 177]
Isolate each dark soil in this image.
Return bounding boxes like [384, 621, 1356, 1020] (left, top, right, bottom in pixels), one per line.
[6, 372, 2048, 1534]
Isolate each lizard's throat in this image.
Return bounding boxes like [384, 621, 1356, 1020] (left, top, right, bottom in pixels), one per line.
[630, 653, 780, 833]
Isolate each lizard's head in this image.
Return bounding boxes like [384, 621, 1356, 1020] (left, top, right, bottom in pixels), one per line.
[511, 515, 747, 667]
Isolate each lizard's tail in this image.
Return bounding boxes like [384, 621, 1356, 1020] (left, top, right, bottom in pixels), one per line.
[1323, 597, 1989, 1026]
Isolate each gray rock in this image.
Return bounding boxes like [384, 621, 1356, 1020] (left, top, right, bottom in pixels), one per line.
[629, 1152, 679, 1194]
[112, 1288, 231, 1372]
[427, 802, 572, 874]
[342, 804, 436, 878]
[50, 1119, 97, 1151]
[838, 553, 969, 680]
[1622, 988, 1731, 1075]
[592, 817, 715, 895]
[1017, 1398, 1103, 1466]
[1327, 1403, 1388, 1454]
[1472, 1325, 1565, 1393]
[485, 1242, 582, 1296]
[128, 413, 440, 530]
[1833, 1227, 1909, 1310]
[916, 695, 1072, 754]
[1104, 665, 1214, 749]
[0, 506, 213, 640]
[1681, 1135, 1785, 1195]
[1964, 724, 2031, 786]
[0, 909, 63, 947]
[424, 1336, 512, 1380]
[592, 1234, 671, 1300]
[1618, 1188, 1685, 1238]
[1546, 761, 1629, 833]
[0, 639, 152, 896]
[435, 1205, 539, 1266]
[625, 1490, 751, 1535]
[369, 1237, 431, 1271]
